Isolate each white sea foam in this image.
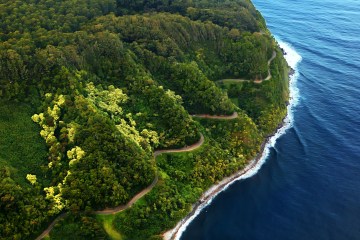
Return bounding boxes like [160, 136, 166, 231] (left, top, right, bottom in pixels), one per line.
[165, 40, 302, 240]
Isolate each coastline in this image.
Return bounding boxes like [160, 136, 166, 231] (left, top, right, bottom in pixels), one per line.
[163, 42, 301, 240]
[163, 114, 287, 240]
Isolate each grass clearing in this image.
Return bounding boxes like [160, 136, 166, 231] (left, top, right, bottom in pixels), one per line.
[96, 215, 123, 240]
[0, 101, 48, 186]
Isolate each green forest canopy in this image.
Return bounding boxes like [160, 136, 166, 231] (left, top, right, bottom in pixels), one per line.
[0, 0, 290, 239]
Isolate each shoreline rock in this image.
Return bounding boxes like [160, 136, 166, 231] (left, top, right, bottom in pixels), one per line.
[289, 67, 295, 76]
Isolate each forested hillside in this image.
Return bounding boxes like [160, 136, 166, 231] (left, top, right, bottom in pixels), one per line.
[0, 0, 289, 239]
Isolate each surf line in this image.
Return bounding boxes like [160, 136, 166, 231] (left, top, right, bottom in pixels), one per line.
[164, 41, 302, 240]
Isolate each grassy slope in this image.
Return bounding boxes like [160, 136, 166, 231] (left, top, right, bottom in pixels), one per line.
[96, 215, 123, 240]
[0, 101, 48, 186]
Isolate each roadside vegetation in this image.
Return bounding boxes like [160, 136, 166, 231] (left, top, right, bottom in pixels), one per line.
[0, 0, 289, 239]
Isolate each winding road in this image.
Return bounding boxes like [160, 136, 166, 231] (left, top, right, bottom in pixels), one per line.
[36, 133, 207, 239]
[35, 50, 276, 240]
[95, 133, 205, 215]
[35, 213, 68, 240]
[264, 51, 277, 81]
[217, 51, 277, 84]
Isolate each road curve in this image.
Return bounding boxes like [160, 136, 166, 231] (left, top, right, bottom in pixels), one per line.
[36, 134, 205, 239]
[96, 133, 205, 215]
[264, 51, 277, 81]
[35, 213, 68, 240]
[218, 51, 277, 84]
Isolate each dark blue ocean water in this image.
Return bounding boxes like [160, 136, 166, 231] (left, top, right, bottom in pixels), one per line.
[181, 0, 360, 239]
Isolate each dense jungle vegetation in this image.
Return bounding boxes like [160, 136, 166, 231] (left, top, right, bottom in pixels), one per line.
[0, 0, 289, 239]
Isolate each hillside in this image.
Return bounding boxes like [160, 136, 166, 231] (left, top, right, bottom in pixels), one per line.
[0, 0, 289, 239]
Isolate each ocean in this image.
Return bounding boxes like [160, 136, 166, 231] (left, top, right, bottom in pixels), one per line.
[180, 0, 360, 239]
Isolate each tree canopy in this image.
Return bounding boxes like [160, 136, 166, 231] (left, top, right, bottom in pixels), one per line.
[0, 0, 289, 239]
